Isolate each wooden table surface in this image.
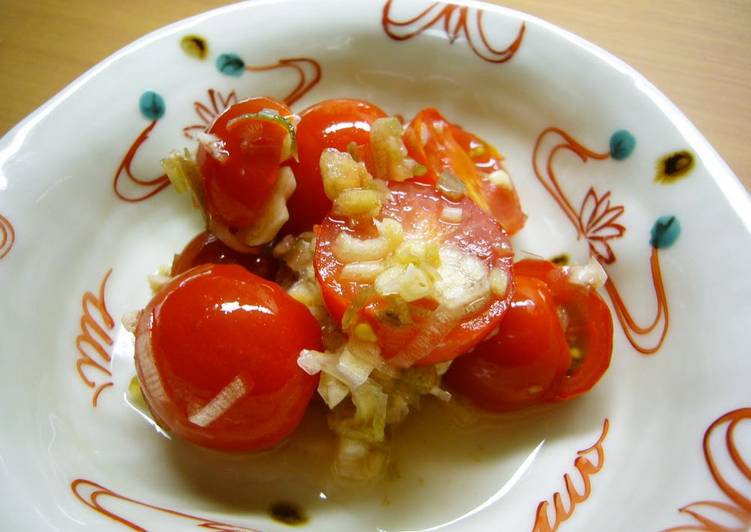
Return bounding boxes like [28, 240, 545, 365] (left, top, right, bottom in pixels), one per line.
[1, 0, 749, 190]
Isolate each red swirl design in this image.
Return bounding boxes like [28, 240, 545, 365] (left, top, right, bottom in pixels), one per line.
[113, 120, 170, 203]
[532, 127, 670, 354]
[532, 419, 609, 532]
[75, 269, 115, 407]
[71, 479, 259, 531]
[0, 213, 14, 260]
[665, 408, 751, 531]
[382, 0, 525, 64]
[245, 57, 322, 106]
[183, 89, 238, 140]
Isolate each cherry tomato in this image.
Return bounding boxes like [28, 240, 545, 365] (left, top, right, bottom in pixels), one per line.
[283, 98, 387, 235]
[170, 231, 279, 281]
[314, 181, 514, 367]
[134, 264, 321, 451]
[514, 260, 613, 400]
[403, 108, 526, 234]
[197, 97, 292, 228]
[445, 259, 613, 411]
[444, 274, 570, 411]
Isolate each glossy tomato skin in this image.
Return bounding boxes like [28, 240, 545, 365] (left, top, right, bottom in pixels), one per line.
[314, 181, 514, 367]
[197, 97, 292, 228]
[403, 108, 526, 235]
[135, 264, 321, 452]
[445, 259, 613, 411]
[444, 274, 571, 411]
[283, 98, 387, 235]
[170, 231, 279, 281]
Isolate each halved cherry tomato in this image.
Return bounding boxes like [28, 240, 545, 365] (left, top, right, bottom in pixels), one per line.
[197, 97, 292, 228]
[444, 273, 570, 411]
[283, 98, 387, 235]
[170, 231, 279, 281]
[403, 108, 526, 234]
[134, 264, 321, 451]
[314, 181, 514, 367]
[514, 259, 613, 400]
[445, 259, 613, 411]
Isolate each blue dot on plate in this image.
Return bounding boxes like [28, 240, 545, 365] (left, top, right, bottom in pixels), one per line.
[139, 91, 165, 121]
[650, 215, 681, 249]
[217, 53, 245, 76]
[610, 130, 636, 160]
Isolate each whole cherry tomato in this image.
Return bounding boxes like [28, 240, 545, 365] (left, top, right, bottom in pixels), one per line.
[283, 98, 387, 235]
[197, 97, 292, 228]
[134, 264, 322, 451]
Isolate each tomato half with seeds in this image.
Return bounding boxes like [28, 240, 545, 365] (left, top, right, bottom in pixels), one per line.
[197, 97, 292, 228]
[170, 231, 279, 281]
[403, 108, 526, 234]
[134, 264, 321, 451]
[283, 98, 387, 235]
[514, 259, 613, 400]
[314, 181, 514, 367]
[445, 259, 613, 411]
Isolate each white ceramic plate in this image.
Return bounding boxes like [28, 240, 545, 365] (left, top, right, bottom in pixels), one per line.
[1, 1, 750, 530]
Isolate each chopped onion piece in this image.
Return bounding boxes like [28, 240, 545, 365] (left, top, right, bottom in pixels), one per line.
[564, 256, 608, 289]
[333, 233, 392, 262]
[375, 217, 404, 247]
[487, 168, 513, 189]
[121, 310, 140, 334]
[188, 375, 248, 427]
[369, 117, 416, 182]
[320, 148, 371, 200]
[490, 268, 509, 298]
[429, 386, 452, 402]
[437, 171, 466, 201]
[435, 245, 490, 309]
[440, 206, 463, 223]
[333, 438, 388, 481]
[196, 131, 229, 162]
[336, 348, 375, 389]
[318, 373, 349, 409]
[333, 188, 382, 217]
[147, 265, 171, 294]
[135, 328, 169, 406]
[297, 349, 336, 375]
[374, 264, 433, 302]
[235, 166, 296, 246]
[340, 261, 386, 282]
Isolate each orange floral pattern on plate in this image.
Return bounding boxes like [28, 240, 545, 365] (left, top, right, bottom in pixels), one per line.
[532, 127, 672, 354]
[382, 0, 525, 64]
[532, 419, 609, 532]
[664, 408, 751, 531]
[0, 213, 14, 260]
[71, 479, 259, 531]
[75, 269, 115, 407]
